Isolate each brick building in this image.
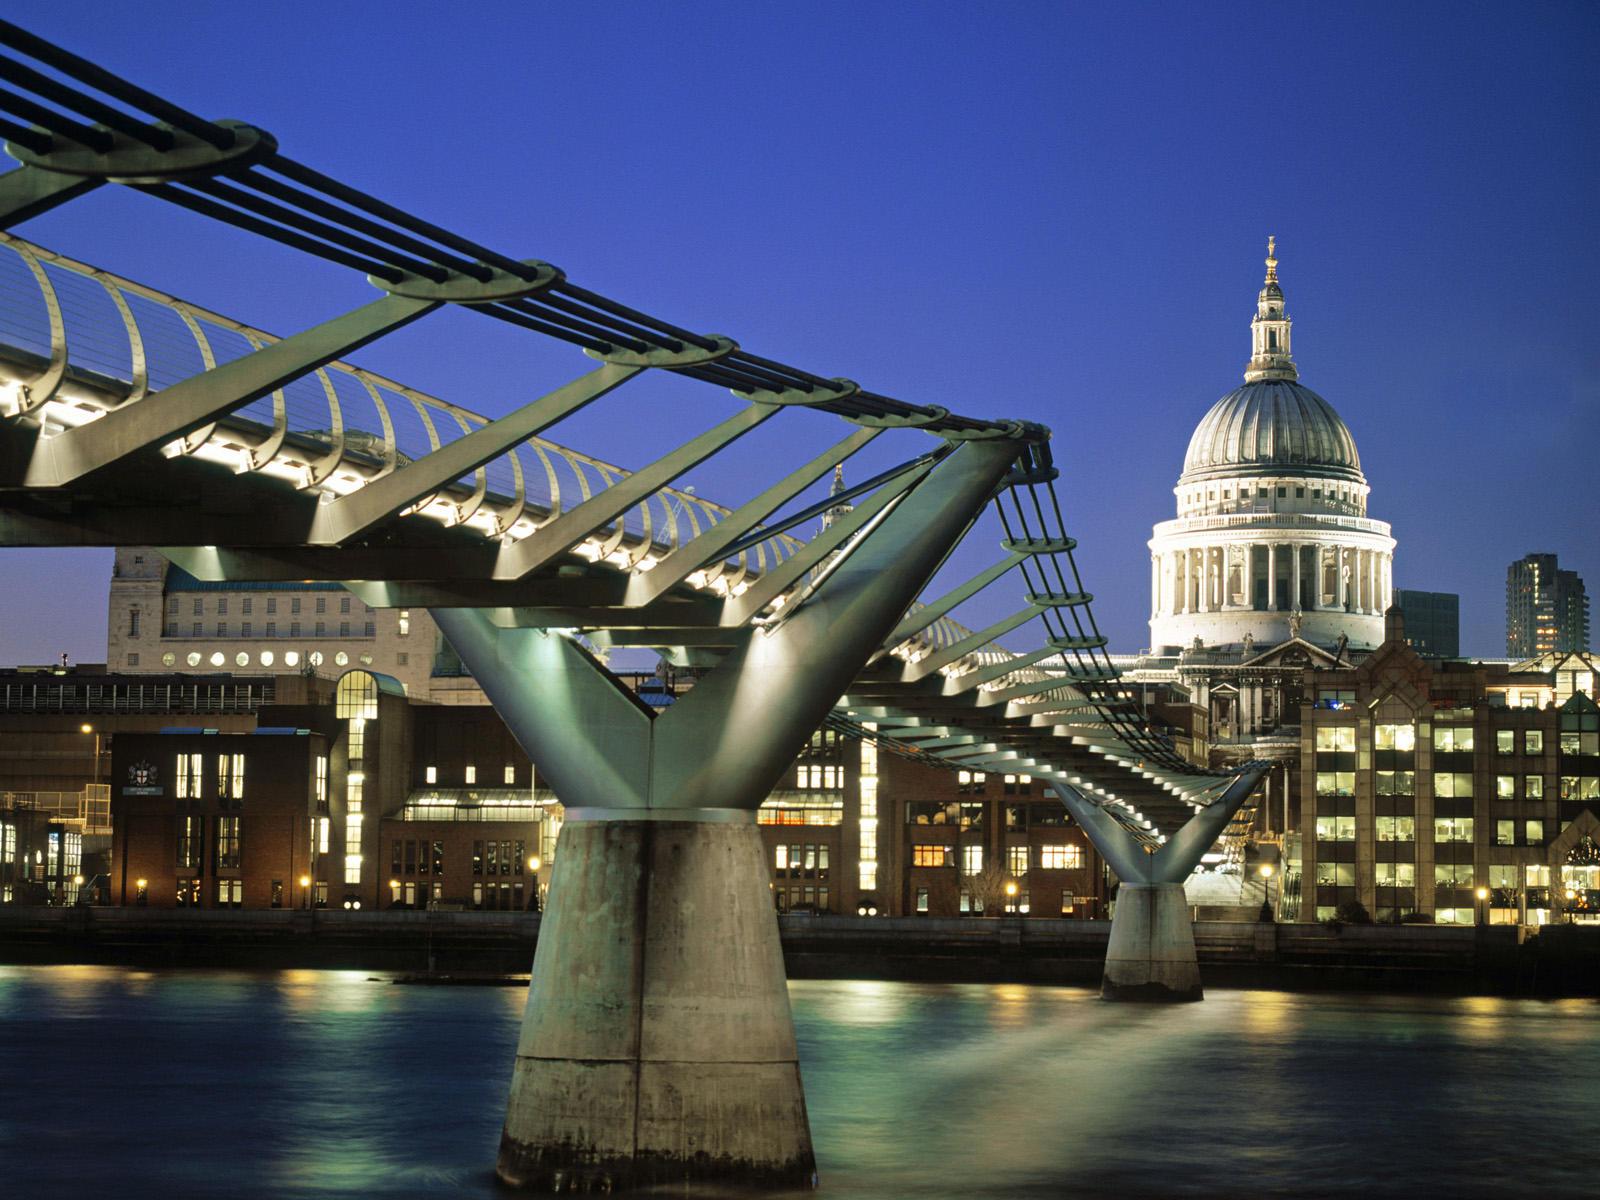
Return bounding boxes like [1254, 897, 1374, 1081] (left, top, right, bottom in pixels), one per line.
[1295, 608, 1600, 924]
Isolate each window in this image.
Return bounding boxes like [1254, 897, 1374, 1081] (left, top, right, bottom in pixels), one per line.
[177, 815, 203, 869]
[1495, 775, 1515, 800]
[1008, 846, 1029, 874]
[240, 622, 251, 638]
[1376, 862, 1415, 887]
[291, 597, 301, 614]
[1039, 844, 1083, 869]
[1526, 774, 1544, 798]
[1435, 772, 1473, 798]
[1560, 776, 1600, 800]
[912, 844, 948, 868]
[1375, 770, 1415, 796]
[315, 621, 325, 637]
[1377, 816, 1415, 842]
[1315, 772, 1355, 796]
[217, 752, 245, 805]
[270, 879, 283, 909]
[191, 622, 202, 637]
[215, 816, 242, 870]
[1434, 862, 1474, 886]
[176, 752, 202, 799]
[193, 599, 203, 615]
[129, 609, 141, 637]
[503, 764, 516, 785]
[291, 621, 301, 637]
[465, 766, 477, 785]
[1525, 730, 1544, 755]
[267, 597, 277, 614]
[472, 841, 484, 876]
[217, 599, 228, 616]
[1315, 816, 1356, 842]
[962, 845, 983, 873]
[398, 611, 410, 637]
[915, 887, 929, 913]
[340, 596, 350, 614]
[340, 621, 350, 637]
[396, 652, 409, 666]
[316, 597, 326, 614]
[1316, 727, 1356, 752]
[1434, 727, 1474, 753]
[217, 879, 243, 908]
[1315, 862, 1356, 885]
[424, 766, 437, 784]
[1434, 817, 1473, 843]
[1374, 724, 1415, 751]
[175, 878, 201, 908]
[1495, 730, 1515, 755]
[1495, 819, 1515, 845]
[216, 622, 227, 637]
[1526, 820, 1545, 845]
[432, 842, 444, 876]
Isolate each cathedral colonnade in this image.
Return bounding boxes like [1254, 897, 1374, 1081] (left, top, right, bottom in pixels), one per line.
[1151, 540, 1394, 619]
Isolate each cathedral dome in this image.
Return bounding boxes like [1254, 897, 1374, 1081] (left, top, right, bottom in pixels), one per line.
[1180, 379, 1363, 485]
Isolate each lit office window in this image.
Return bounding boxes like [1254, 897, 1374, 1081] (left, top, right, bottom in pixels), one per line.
[425, 766, 437, 784]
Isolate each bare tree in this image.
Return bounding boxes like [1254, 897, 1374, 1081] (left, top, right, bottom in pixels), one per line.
[964, 860, 1016, 915]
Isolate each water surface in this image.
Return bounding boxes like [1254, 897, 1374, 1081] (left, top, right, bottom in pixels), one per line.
[0, 967, 1593, 1197]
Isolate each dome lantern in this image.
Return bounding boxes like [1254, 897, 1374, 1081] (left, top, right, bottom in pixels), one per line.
[1245, 236, 1296, 383]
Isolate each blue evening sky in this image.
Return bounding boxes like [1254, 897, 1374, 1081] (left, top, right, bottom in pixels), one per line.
[0, 0, 1595, 664]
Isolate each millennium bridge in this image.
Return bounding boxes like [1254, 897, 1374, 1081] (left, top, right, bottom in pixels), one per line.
[0, 20, 1264, 1192]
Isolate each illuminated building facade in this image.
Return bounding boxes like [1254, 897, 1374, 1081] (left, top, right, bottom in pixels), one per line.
[1296, 608, 1600, 924]
[1507, 553, 1589, 657]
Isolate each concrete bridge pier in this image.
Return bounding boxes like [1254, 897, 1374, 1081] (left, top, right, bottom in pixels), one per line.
[498, 809, 812, 1192]
[1053, 766, 1266, 1003]
[434, 437, 1022, 1192]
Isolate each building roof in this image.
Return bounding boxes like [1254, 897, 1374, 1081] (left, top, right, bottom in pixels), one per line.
[164, 562, 343, 593]
[1180, 378, 1364, 485]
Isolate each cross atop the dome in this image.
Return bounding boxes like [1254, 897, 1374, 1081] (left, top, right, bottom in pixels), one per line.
[1265, 235, 1278, 283]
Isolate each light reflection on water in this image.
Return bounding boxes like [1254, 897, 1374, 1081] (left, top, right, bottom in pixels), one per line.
[0, 966, 1596, 1198]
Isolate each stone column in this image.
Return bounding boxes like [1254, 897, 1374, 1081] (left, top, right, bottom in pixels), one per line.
[1292, 543, 1303, 612]
[1267, 543, 1278, 611]
[1202, 546, 1214, 613]
[1337, 547, 1347, 611]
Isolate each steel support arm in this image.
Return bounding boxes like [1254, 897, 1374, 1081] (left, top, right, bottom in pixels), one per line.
[722, 458, 935, 625]
[494, 403, 779, 580]
[650, 438, 1022, 810]
[882, 551, 1027, 649]
[430, 609, 653, 811]
[27, 292, 438, 485]
[0, 165, 102, 227]
[902, 604, 1046, 681]
[626, 426, 882, 606]
[1147, 765, 1267, 884]
[1051, 782, 1158, 884]
[309, 361, 642, 544]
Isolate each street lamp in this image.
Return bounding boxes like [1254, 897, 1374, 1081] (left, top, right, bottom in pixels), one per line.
[1475, 885, 1489, 927]
[1004, 879, 1018, 914]
[300, 874, 312, 910]
[1566, 886, 1578, 924]
[80, 723, 102, 789]
[1259, 863, 1276, 921]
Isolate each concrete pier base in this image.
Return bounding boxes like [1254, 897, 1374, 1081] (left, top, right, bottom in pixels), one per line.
[1102, 882, 1203, 1002]
[496, 814, 816, 1193]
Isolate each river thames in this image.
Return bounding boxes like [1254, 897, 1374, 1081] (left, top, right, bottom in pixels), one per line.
[0, 966, 1595, 1198]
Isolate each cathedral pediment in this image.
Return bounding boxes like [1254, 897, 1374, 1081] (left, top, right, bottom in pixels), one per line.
[1237, 636, 1341, 670]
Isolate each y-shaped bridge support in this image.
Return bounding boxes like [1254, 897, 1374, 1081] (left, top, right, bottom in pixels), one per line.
[1052, 766, 1266, 1002]
[434, 437, 1019, 1193]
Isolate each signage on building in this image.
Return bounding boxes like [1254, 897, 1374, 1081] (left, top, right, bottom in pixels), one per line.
[122, 760, 163, 796]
